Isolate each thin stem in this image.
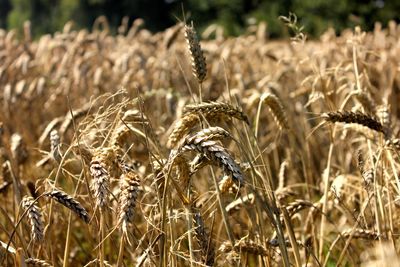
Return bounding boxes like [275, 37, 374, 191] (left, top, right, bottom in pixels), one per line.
[117, 234, 125, 266]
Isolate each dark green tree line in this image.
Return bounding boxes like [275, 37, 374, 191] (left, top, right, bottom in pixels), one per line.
[2, 0, 400, 37]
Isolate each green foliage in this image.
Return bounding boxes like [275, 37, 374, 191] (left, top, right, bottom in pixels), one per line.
[2, 0, 400, 38]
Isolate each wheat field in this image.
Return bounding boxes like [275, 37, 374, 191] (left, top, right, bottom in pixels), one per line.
[1, 17, 400, 266]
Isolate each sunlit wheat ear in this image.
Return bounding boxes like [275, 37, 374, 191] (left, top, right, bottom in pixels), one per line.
[118, 171, 140, 233]
[278, 160, 289, 189]
[179, 131, 244, 188]
[193, 211, 215, 266]
[45, 189, 90, 223]
[260, 92, 289, 130]
[218, 175, 239, 194]
[185, 21, 207, 83]
[225, 193, 254, 214]
[25, 257, 53, 267]
[377, 104, 391, 138]
[219, 239, 268, 256]
[322, 111, 386, 135]
[183, 101, 249, 124]
[11, 133, 28, 165]
[283, 199, 315, 217]
[174, 154, 190, 190]
[179, 126, 231, 150]
[168, 113, 199, 149]
[21, 196, 44, 242]
[189, 154, 211, 175]
[49, 129, 61, 162]
[90, 149, 114, 208]
[387, 138, 400, 151]
[341, 228, 379, 239]
[168, 102, 249, 148]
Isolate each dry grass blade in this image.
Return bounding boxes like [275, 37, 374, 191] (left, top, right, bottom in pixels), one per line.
[45, 189, 90, 223]
[225, 193, 254, 214]
[167, 113, 199, 149]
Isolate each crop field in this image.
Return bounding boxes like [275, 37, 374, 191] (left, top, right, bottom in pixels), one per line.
[1, 18, 400, 266]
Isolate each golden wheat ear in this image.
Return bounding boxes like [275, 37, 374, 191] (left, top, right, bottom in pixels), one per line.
[260, 92, 289, 130]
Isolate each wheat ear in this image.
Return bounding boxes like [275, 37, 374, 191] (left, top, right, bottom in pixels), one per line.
[90, 150, 112, 208]
[183, 101, 249, 124]
[25, 258, 53, 267]
[219, 239, 268, 256]
[193, 211, 215, 266]
[168, 102, 248, 148]
[185, 22, 207, 83]
[118, 171, 140, 233]
[45, 189, 90, 223]
[21, 196, 44, 242]
[260, 92, 289, 130]
[179, 138, 244, 188]
[322, 111, 386, 135]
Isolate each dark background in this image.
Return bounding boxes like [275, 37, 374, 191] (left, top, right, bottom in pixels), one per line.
[0, 0, 398, 38]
